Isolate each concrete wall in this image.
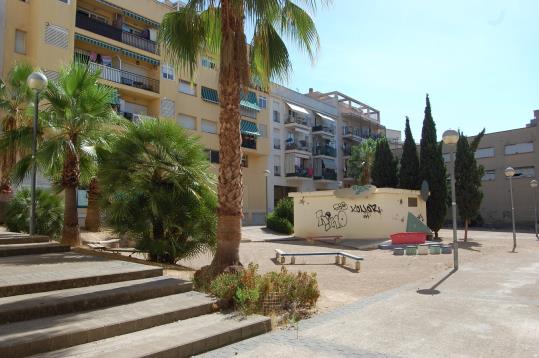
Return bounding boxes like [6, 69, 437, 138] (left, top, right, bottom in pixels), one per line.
[290, 187, 427, 239]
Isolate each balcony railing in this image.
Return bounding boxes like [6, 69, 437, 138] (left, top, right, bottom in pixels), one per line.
[315, 169, 337, 181]
[286, 167, 313, 178]
[74, 55, 160, 93]
[285, 117, 310, 127]
[241, 134, 257, 149]
[76, 12, 159, 54]
[342, 126, 362, 137]
[313, 145, 337, 157]
[312, 125, 335, 135]
[285, 142, 311, 153]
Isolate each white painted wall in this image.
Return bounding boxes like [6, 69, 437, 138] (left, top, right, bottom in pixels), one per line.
[290, 188, 427, 240]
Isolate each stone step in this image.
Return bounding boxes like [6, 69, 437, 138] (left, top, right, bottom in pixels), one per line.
[35, 312, 271, 358]
[0, 235, 50, 245]
[0, 252, 163, 297]
[0, 242, 70, 257]
[0, 276, 192, 324]
[0, 291, 217, 357]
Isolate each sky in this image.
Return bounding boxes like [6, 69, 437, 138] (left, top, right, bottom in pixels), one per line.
[283, 0, 539, 141]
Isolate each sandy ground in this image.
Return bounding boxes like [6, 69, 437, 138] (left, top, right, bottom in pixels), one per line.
[6, 225, 536, 313]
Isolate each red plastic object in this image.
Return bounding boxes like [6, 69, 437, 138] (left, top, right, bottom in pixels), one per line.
[390, 232, 426, 245]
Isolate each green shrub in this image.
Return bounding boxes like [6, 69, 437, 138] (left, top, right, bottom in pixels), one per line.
[207, 263, 319, 320]
[266, 212, 293, 234]
[5, 188, 63, 240]
[274, 197, 294, 224]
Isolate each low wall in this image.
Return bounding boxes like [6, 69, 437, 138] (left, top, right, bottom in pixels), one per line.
[290, 186, 427, 240]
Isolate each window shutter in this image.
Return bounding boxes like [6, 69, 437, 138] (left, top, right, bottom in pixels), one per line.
[44, 24, 68, 48]
[160, 99, 175, 118]
[177, 114, 196, 130]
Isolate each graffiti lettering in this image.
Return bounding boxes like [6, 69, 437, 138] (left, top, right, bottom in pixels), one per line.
[333, 202, 348, 211]
[316, 210, 347, 231]
[416, 214, 425, 222]
[350, 203, 383, 219]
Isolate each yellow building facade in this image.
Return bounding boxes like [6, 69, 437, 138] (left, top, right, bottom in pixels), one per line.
[0, 0, 270, 225]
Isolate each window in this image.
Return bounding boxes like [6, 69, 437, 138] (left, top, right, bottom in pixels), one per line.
[504, 142, 534, 155]
[475, 147, 495, 159]
[273, 110, 280, 123]
[178, 80, 196, 96]
[274, 155, 281, 176]
[258, 96, 267, 109]
[201, 119, 217, 134]
[408, 197, 418, 207]
[201, 56, 216, 69]
[273, 128, 281, 150]
[177, 114, 196, 130]
[161, 64, 174, 80]
[15, 30, 26, 54]
[241, 155, 248, 168]
[513, 166, 535, 179]
[44, 24, 68, 48]
[160, 99, 175, 118]
[205, 149, 219, 164]
[442, 153, 451, 162]
[482, 170, 495, 181]
[258, 124, 267, 138]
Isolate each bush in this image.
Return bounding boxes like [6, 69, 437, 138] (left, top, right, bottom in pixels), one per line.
[266, 213, 293, 234]
[5, 188, 63, 239]
[274, 197, 294, 224]
[207, 263, 319, 320]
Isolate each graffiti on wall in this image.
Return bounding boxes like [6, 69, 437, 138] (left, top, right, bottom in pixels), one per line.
[314, 201, 384, 231]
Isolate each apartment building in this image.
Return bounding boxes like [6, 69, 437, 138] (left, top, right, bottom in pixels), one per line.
[441, 110, 539, 228]
[0, 0, 270, 225]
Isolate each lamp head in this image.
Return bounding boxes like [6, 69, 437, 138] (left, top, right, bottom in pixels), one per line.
[531, 179, 538, 188]
[442, 129, 459, 145]
[27, 72, 48, 91]
[504, 167, 515, 178]
[264, 169, 271, 177]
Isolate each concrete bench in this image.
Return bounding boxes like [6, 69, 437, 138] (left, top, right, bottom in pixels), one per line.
[274, 249, 363, 271]
[305, 235, 343, 244]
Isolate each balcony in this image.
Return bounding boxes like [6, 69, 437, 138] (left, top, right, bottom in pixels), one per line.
[286, 167, 313, 178]
[285, 141, 311, 154]
[343, 146, 352, 157]
[284, 117, 311, 132]
[75, 54, 159, 93]
[312, 125, 335, 137]
[241, 134, 257, 150]
[313, 145, 337, 158]
[314, 168, 337, 181]
[76, 12, 159, 54]
[342, 126, 363, 141]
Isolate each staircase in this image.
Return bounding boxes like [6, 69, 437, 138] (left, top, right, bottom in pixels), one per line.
[0, 233, 270, 357]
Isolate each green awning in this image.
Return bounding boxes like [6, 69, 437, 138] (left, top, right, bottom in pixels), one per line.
[201, 86, 219, 104]
[240, 120, 260, 136]
[75, 33, 121, 52]
[121, 49, 159, 66]
[240, 91, 261, 111]
[122, 10, 160, 28]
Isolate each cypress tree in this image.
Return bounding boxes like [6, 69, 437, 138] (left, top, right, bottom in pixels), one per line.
[399, 116, 421, 189]
[455, 129, 485, 241]
[371, 138, 399, 188]
[419, 94, 447, 238]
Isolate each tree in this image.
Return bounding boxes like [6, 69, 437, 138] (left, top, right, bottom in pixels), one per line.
[455, 129, 485, 241]
[2, 63, 117, 246]
[399, 116, 420, 189]
[159, 0, 322, 275]
[0, 62, 34, 194]
[348, 138, 377, 185]
[98, 119, 217, 264]
[419, 94, 447, 238]
[371, 138, 398, 187]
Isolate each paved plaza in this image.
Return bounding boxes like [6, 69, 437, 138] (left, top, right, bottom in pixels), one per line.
[200, 230, 539, 358]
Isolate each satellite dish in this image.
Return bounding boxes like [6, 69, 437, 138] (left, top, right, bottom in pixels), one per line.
[420, 180, 430, 201]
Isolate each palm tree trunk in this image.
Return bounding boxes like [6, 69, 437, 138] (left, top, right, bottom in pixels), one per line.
[0, 117, 17, 194]
[61, 149, 81, 246]
[207, 0, 246, 275]
[84, 178, 100, 232]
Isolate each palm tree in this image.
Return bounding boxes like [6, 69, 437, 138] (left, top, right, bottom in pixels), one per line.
[98, 119, 217, 264]
[0, 62, 34, 194]
[349, 138, 378, 185]
[159, 0, 323, 276]
[3, 63, 117, 246]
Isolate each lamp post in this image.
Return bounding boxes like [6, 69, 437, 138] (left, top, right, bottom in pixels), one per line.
[530, 179, 538, 239]
[504, 166, 516, 252]
[26, 72, 48, 236]
[264, 169, 271, 226]
[442, 129, 459, 270]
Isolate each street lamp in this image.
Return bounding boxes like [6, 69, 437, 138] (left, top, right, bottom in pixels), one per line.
[264, 169, 271, 226]
[26, 72, 48, 236]
[530, 179, 538, 239]
[504, 166, 516, 252]
[442, 129, 459, 270]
